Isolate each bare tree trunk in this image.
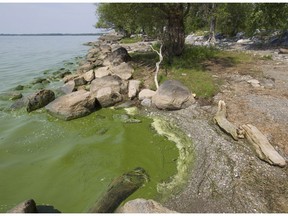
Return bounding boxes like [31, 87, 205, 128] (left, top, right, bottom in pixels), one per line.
[161, 4, 190, 61]
[207, 3, 217, 45]
[150, 44, 163, 89]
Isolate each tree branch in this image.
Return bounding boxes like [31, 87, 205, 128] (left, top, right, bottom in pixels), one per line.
[150, 44, 163, 90]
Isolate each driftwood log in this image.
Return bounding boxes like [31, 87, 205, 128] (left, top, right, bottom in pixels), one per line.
[213, 100, 241, 140]
[88, 167, 149, 213]
[279, 48, 288, 54]
[240, 124, 286, 167]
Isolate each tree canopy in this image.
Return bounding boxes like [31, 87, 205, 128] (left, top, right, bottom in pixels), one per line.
[96, 3, 288, 58]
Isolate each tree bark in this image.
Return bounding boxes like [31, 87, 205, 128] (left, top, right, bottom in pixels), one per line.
[88, 167, 149, 213]
[207, 3, 217, 45]
[161, 4, 190, 61]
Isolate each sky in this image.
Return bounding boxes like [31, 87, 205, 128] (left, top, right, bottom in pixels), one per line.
[0, 3, 100, 34]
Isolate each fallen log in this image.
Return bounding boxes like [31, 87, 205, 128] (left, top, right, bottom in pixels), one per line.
[240, 124, 286, 167]
[88, 167, 149, 213]
[214, 100, 241, 140]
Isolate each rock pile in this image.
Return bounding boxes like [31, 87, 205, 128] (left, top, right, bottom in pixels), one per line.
[8, 31, 196, 120]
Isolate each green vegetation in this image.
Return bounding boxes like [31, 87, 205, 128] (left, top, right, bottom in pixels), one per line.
[120, 36, 142, 44]
[95, 3, 287, 98]
[161, 46, 219, 99]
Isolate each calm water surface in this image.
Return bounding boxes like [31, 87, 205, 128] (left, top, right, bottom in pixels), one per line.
[0, 36, 181, 212]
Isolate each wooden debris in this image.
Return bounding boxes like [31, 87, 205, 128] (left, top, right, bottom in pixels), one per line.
[88, 167, 149, 213]
[279, 48, 288, 54]
[240, 124, 286, 167]
[214, 100, 241, 140]
[150, 44, 163, 90]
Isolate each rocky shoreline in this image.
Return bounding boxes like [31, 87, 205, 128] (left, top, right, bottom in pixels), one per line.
[4, 31, 288, 213]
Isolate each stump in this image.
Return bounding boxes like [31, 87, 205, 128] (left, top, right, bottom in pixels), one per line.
[88, 167, 149, 213]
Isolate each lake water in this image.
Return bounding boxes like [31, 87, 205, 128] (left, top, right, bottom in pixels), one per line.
[0, 36, 190, 212]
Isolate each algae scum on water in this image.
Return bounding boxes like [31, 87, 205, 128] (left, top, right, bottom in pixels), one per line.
[0, 105, 193, 212]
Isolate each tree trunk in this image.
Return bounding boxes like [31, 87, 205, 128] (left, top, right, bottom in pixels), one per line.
[162, 4, 188, 61]
[88, 167, 149, 213]
[207, 3, 216, 45]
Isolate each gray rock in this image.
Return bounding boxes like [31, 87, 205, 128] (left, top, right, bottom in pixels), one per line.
[128, 80, 141, 99]
[110, 62, 134, 80]
[78, 63, 94, 73]
[115, 198, 177, 213]
[94, 66, 111, 78]
[83, 69, 95, 82]
[90, 75, 127, 95]
[14, 85, 24, 90]
[45, 90, 96, 120]
[100, 44, 112, 53]
[105, 47, 131, 66]
[59, 80, 75, 94]
[10, 97, 29, 110]
[152, 80, 195, 110]
[115, 101, 136, 109]
[141, 98, 152, 107]
[95, 87, 122, 108]
[138, 89, 156, 101]
[7, 199, 37, 213]
[27, 89, 55, 112]
[0, 92, 22, 101]
[247, 79, 261, 88]
[74, 77, 87, 87]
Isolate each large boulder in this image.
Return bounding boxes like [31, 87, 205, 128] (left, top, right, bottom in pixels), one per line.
[11, 89, 55, 112]
[90, 75, 127, 95]
[45, 90, 96, 120]
[115, 198, 177, 213]
[27, 89, 55, 112]
[110, 62, 134, 80]
[90, 75, 126, 107]
[152, 80, 195, 110]
[104, 47, 131, 66]
[95, 87, 122, 108]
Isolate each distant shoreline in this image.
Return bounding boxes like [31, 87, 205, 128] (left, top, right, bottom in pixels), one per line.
[0, 33, 103, 36]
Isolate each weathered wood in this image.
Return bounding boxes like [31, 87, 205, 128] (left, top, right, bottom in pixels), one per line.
[214, 100, 240, 140]
[279, 48, 288, 54]
[150, 44, 163, 90]
[240, 124, 286, 167]
[88, 167, 149, 213]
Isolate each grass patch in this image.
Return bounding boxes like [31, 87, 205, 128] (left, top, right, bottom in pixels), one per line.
[159, 68, 218, 99]
[131, 45, 255, 101]
[120, 36, 142, 44]
[161, 46, 220, 99]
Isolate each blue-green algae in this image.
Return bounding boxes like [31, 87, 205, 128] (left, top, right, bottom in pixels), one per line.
[0, 108, 182, 213]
